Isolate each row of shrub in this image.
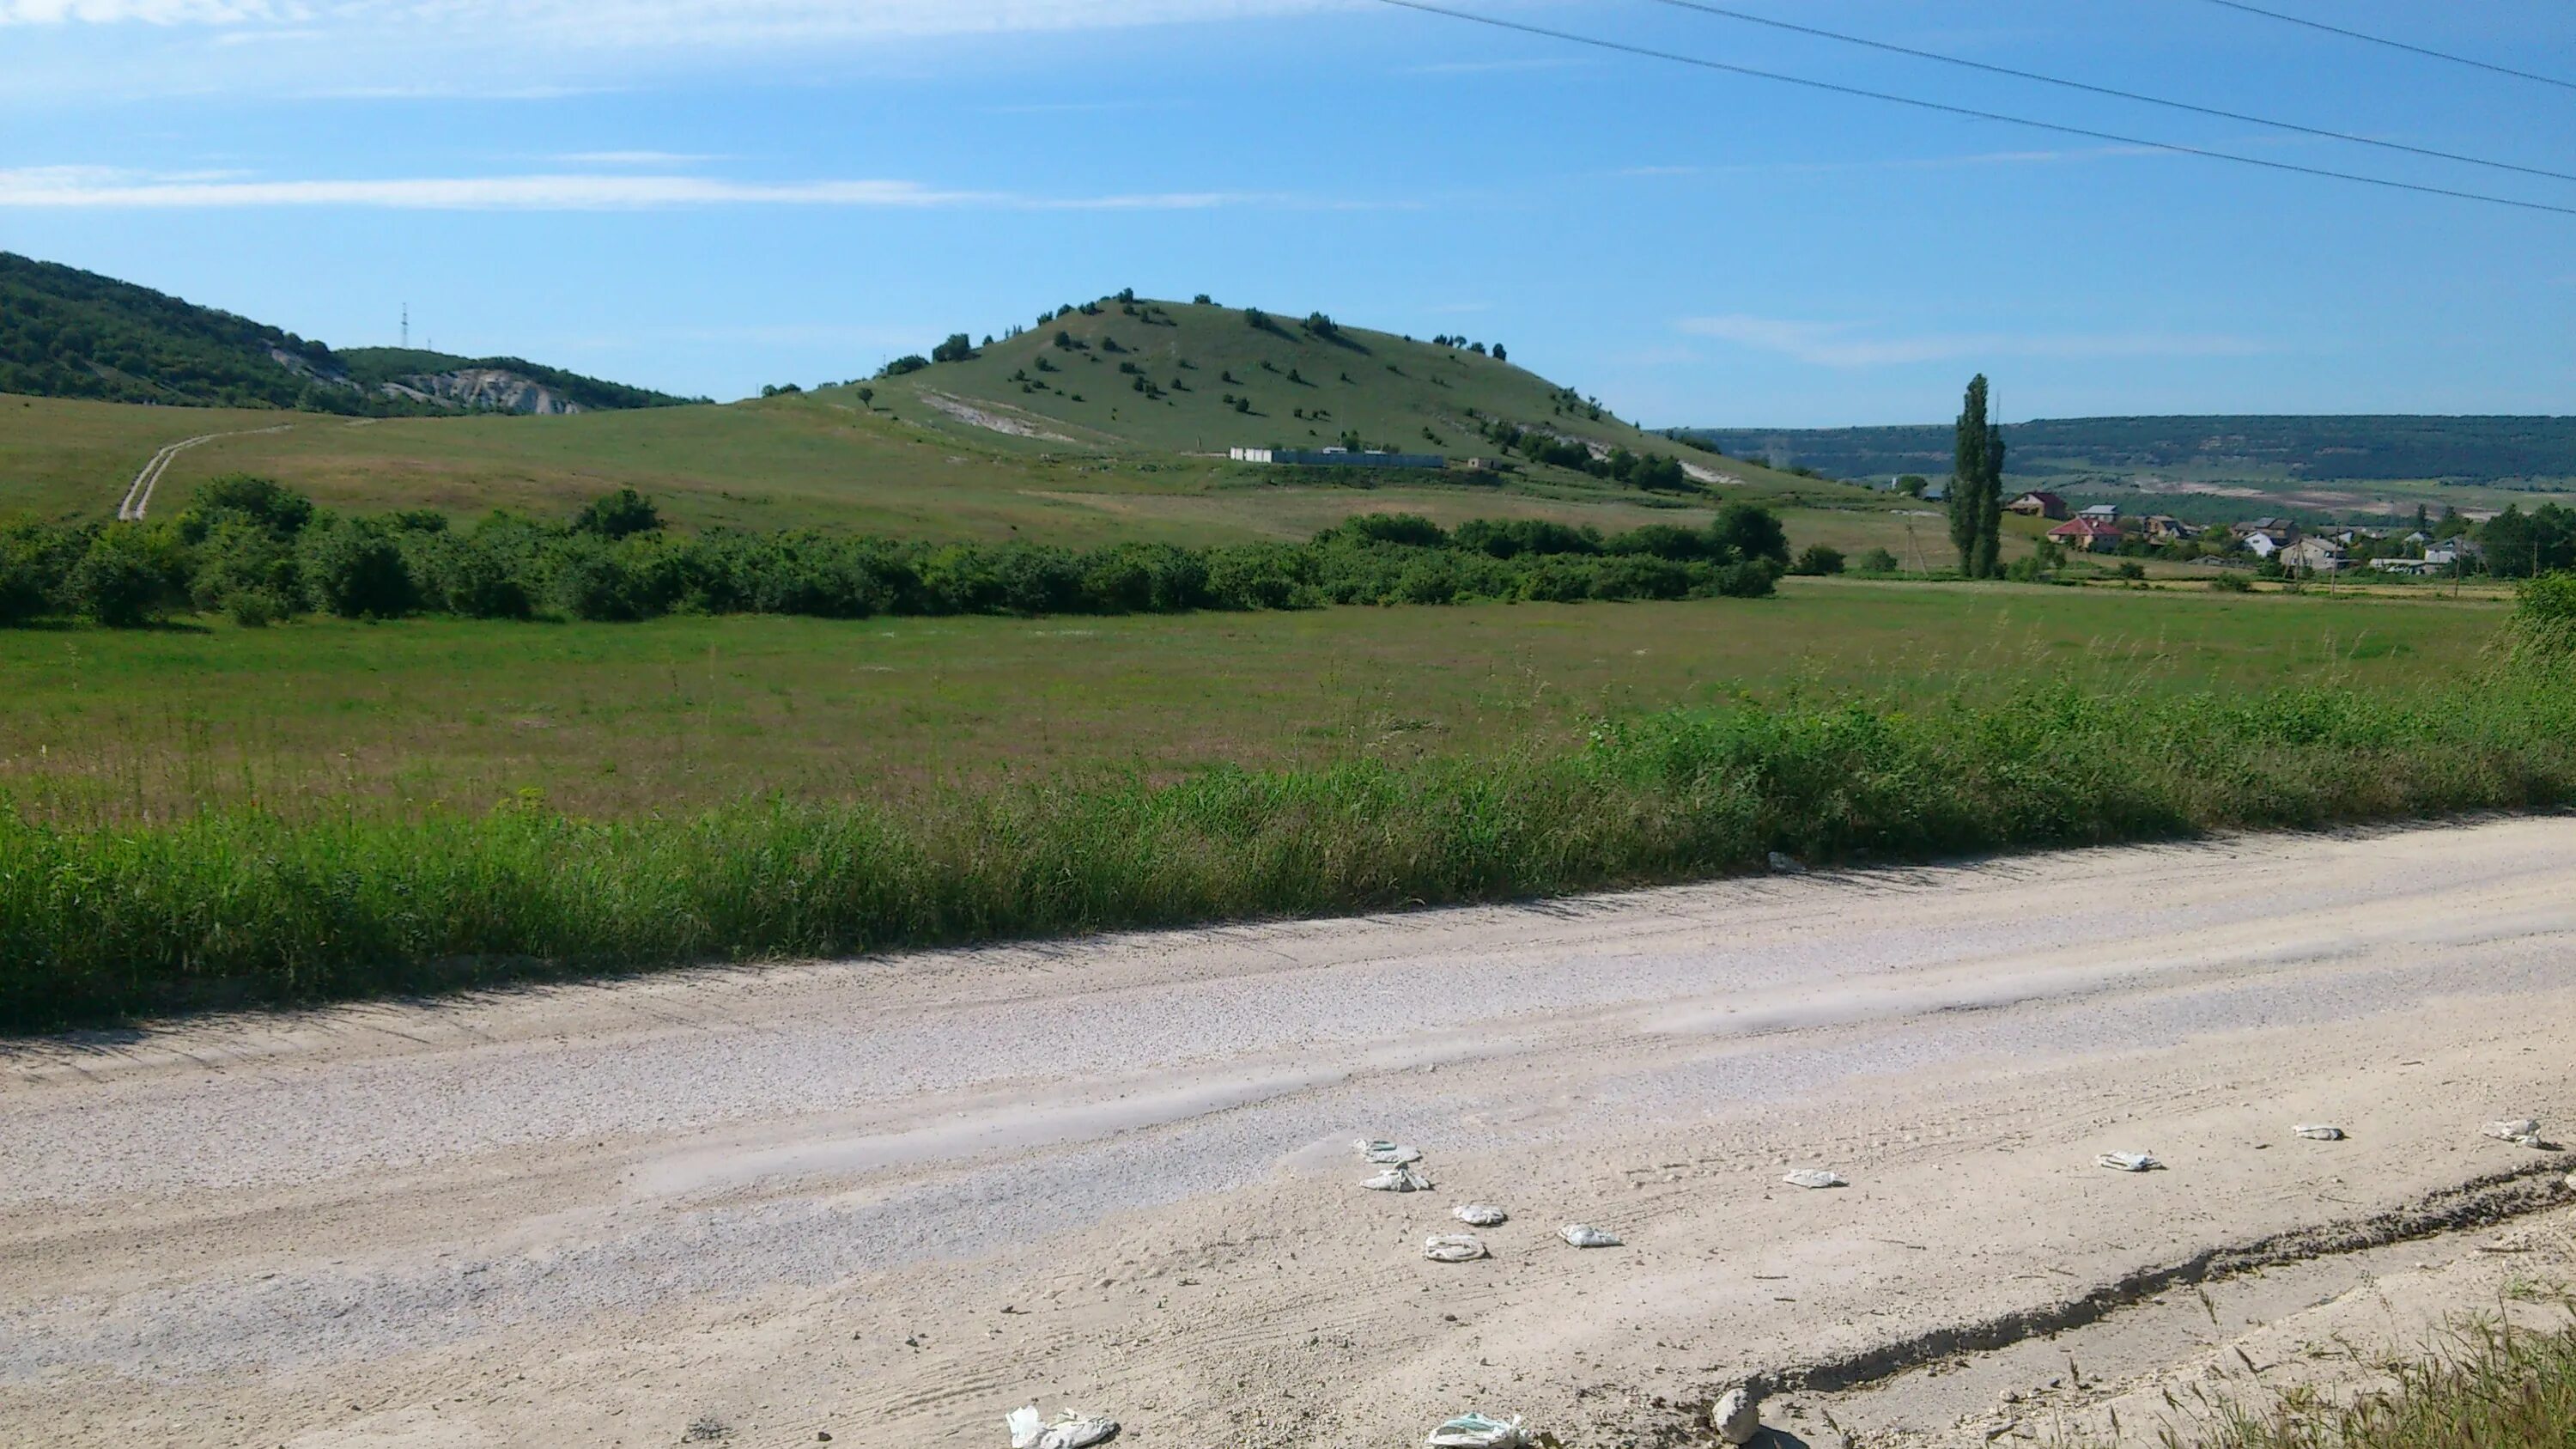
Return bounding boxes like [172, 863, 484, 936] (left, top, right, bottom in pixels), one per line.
[5, 669, 2569, 1025]
[0, 479, 1793, 628]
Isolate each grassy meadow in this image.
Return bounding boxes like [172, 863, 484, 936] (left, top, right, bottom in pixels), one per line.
[0, 579, 2508, 826]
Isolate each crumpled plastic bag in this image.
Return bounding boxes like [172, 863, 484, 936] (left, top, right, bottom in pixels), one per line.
[2484, 1119, 2545, 1148]
[1424, 1233, 1488, 1263]
[1006, 1405, 1121, 1449]
[2096, 1152, 2162, 1172]
[1364, 1166, 1432, 1192]
[1452, 1202, 1509, 1227]
[1425, 1411, 1528, 1447]
[1358, 1139, 1424, 1166]
[2293, 1124, 2345, 1141]
[1782, 1169, 1847, 1189]
[1558, 1223, 1622, 1247]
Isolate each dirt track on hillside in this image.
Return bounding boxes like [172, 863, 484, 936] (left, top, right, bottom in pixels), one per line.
[3, 818, 2573, 1446]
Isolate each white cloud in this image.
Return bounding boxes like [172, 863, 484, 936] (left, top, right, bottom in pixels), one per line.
[0, 167, 1264, 210]
[0, 0, 1343, 35]
[1676, 314, 2270, 368]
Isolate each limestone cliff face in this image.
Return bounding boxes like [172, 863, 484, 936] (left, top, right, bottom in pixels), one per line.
[376, 368, 586, 415]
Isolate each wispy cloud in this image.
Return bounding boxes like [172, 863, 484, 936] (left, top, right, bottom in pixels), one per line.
[0, 167, 1271, 210]
[0, 0, 1345, 35]
[1677, 314, 2271, 368]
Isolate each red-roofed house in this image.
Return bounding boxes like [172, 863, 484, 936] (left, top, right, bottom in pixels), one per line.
[2048, 517, 2124, 553]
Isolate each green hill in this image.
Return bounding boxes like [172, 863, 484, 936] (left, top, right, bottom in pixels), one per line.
[851, 295, 1721, 476]
[4, 287, 1916, 556]
[0, 251, 697, 416]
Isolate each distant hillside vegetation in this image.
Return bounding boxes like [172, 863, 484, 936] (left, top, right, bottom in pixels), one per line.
[0, 252, 696, 416]
[1686, 416, 2576, 485]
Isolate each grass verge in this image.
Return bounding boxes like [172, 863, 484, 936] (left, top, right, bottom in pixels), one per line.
[2142, 1311, 2576, 1448]
[3, 676, 2571, 1029]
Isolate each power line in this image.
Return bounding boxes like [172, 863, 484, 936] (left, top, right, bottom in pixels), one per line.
[1373, 0, 2576, 218]
[2197, 0, 2576, 94]
[1643, 0, 2576, 186]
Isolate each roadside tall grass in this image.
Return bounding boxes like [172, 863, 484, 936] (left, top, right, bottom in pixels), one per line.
[2143, 1310, 2576, 1449]
[4, 676, 2571, 1027]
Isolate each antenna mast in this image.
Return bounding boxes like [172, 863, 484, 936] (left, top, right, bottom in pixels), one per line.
[402, 302, 410, 350]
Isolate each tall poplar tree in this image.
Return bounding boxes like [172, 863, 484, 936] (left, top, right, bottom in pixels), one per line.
[1949, 374, 2006, 576]
[1975, 401, 2007, 579]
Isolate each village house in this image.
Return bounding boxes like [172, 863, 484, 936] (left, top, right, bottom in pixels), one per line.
[2076, 503, 2121, 523]
[2006, 490, 2070, 521]
[2048, 516, 2124, 553]
[2425, 537, 2485, 568]
[2142, 515, 2196, 545]
[2279, 538, 2348, 573]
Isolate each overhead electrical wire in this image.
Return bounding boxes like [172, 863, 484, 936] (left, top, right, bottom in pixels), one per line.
[1371, 0, 2576, 218]
[1641, 0, 2576, 186]
[2197, 0, 2576, 94]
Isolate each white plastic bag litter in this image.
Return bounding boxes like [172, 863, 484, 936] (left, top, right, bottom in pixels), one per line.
[1424, 1233, 1488, 1263]
[1711, 1384, 1762, 1446]
[2484, 1119, 2544, 1147]
[1358, 1139, 1424, 1166]
[2293, 1124, 2345, 1141]
[2095, 1152, 2162, 1172]
[1452, 1202, 1509, 1227]
[1782, 1169, 1847, 1189]
[1007, 1406, 1120, 1449]
[1364, 1166, 1433, 1192]
[1558, 1223, 1622, 1248]
[1425, 1411, 1528, 1448]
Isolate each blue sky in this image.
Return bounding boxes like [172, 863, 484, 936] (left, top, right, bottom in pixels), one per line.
[2, 0, 2569, 424]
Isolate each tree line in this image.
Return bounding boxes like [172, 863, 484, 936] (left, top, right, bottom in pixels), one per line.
[0, 479, 1791, 630]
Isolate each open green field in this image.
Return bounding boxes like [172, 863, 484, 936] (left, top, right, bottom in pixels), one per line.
[0, 578, 2508, 826]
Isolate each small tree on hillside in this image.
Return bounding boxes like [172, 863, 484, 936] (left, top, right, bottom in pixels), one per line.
[1492, 344, 1506, 362]
[932, 333, 977, 364]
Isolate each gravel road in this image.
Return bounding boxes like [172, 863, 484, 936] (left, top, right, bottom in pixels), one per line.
[3, 818, 2572, 1446]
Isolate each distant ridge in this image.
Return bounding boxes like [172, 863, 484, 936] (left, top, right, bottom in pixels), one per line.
[0, 252, 699, 416]
[1683, 416, 2576, 486]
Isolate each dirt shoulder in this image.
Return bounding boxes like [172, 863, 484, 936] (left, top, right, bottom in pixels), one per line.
[2, 819, 2572, 1447]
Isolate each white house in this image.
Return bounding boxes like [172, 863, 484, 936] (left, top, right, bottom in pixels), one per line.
[2077, 503, 2121, 522]
[2244, 533, 2283, 560]
[2280, 538, 2348, 573]
[2426, 537, 2485, 568]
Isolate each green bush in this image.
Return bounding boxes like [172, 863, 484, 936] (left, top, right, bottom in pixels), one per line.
[300, 520, 417, 618]
[2507, 570, 2576, 664]
[66, 527, 180, 627]
[571, 487, 661, 539]
[2211, 571, 2255, 594]
[0, 532, 54, 624]
[1857, 547, 1899, 574]
[1792, 545, 1846, 576]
